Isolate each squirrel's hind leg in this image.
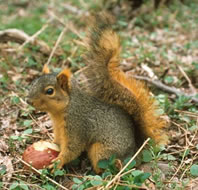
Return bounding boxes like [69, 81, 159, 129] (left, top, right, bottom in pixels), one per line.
[88, 142, 114, 174]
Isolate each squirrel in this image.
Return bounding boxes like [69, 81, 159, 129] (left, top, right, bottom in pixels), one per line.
[27, 14, 167, 174]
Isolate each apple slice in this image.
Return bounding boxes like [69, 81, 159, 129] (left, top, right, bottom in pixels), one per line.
[22, 141, 60, 169]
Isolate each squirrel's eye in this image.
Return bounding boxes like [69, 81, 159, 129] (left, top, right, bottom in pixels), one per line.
[45, 88, 54, 95]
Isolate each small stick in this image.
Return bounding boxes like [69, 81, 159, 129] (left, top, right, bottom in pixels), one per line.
[180, 153, 198, 180]
[48, 11, 65, 26]
[169, 147, 189, 182]
[0, 28, 60, 56]
[18, 23, 49, 51]
[134, 75, 198, 103]
[48, 11, 87, 43]
[62, 3, 88, 16]
[177, 65, 197, 94]
[45, 26, 67, 66]
[100, 138, 150, 190]
[18, 157, 69, 190]
[174, 110, 198, 117]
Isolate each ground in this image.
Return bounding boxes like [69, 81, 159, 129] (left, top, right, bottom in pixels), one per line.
[0, 0, 198, 189]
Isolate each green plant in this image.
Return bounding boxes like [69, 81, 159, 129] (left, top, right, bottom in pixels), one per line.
[9, 181, 29, 190]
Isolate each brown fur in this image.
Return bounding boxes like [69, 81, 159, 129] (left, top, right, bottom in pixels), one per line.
[84, 13, 168, 145]
[28, 64, 137, 173]
[28, 68, 75, 169]
[48, 69, 74, 168]
[27, 14, 168, 173]
[88, 142, 106, 173]
[57, 69, 71, 92]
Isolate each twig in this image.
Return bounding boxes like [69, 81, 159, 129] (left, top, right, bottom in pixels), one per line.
[171, 121, 190, 135]
[100, 138, 150, 190]
[0, 29, 30, 44]
[177, 65, 197, 94]
[0, 28, 61, 56]
[169, 147, 188, 182]
[29, 113, 54, 141]
[180, 153, 198, 180]
[141, 64, 157, 79]
[48, 10, 65, 26]
[168, 147, 193, 155]
[62, 3, 89, 16]
[45, 26, 67, 66]
[68, 23, 85, 40]
[18, 22, 49, 51]
[170, 118, 197, 181]
[134, 75, 198, 103]
[48, 11, 87, 43]
[174, 110, 198, 118]
[117, 168, 136, 182]
[171, 120, 192, 145]
[17, 157, 69, 190]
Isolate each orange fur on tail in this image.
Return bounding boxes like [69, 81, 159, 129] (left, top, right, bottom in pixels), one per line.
[111, 69, 167, 144]
[84, 13, 167, 145]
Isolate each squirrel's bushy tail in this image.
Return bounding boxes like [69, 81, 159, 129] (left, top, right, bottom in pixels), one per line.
[84, 14, 167, 145]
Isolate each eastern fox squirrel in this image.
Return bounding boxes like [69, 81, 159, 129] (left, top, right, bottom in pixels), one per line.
[27, 14, 167, 173]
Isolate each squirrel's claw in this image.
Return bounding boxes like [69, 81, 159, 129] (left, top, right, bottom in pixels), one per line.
[48, 154, 65, 171]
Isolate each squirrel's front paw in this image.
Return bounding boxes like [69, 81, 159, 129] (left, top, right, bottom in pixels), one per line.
[49, 153, 65, 170]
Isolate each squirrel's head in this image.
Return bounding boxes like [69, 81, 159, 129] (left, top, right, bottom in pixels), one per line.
[27, 64, 71, 115]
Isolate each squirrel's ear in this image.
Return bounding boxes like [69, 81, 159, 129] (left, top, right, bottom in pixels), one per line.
[56, 69, 71, 92]
[42, 64, 50, 74]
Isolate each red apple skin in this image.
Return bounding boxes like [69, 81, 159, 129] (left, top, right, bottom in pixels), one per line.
[22, 141, 60, 169]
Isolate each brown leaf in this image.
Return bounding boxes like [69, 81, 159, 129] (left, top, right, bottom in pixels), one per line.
[0, 139, 8, 152]
[185, 178, 198, 190]
[0, 155, 14, 182]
